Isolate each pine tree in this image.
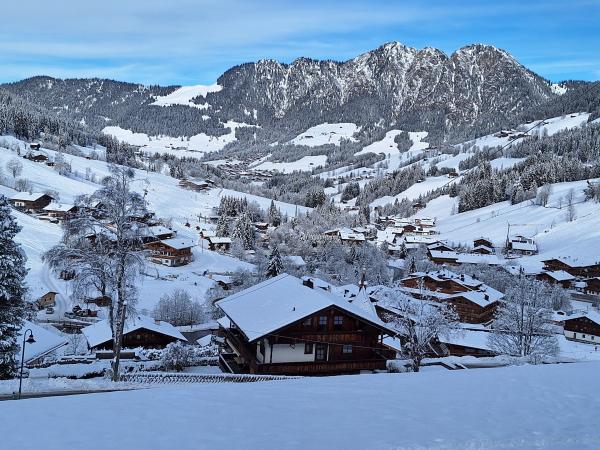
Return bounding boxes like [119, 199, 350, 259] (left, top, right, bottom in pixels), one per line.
[0, 195, 28, 379]
[232, 213, 254, 250]
[267, 200, 282, 227]
[265, 245, 284, 278]
[216, 212, 230, 236]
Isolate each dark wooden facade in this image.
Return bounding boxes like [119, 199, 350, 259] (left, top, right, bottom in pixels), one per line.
[10, 194, 53, 211]
[543, 259, 600, 278]
[536, 272, 573, 288]
[144, 241, 193, 266]
[563, 316, 600, 341]
[401, 276, 497, 323]
[221, 306, 394, 376]
[93, 328, 182, 350]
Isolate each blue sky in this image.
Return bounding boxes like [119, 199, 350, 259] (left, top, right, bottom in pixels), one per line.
[1, 0, 598, 85]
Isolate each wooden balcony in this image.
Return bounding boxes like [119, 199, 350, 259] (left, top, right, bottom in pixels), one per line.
[255, 359, 388, 375]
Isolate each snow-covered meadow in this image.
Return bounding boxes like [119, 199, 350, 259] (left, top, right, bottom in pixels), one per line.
[3, 362, 600, 450]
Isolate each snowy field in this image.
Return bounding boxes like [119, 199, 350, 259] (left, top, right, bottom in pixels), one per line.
[102, 120, 253, 157]
[289, 122, 359, 146]
[253, 155, 328, 173]
[151, 83, 222, 109]
[3, 362, 600, 450]
[355, 130, 429, 173]
[370, 175, 460, 208]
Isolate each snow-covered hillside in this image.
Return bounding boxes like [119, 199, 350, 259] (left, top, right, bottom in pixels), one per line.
[102, 121, 253, 157]
[289, 122, 359, 146]
[0, 137, 308, 315]
[253, 155, 328, 173]
[416, 178, 600, 273]
[151, 83, 222, 109]
[355, 130, 429, 173]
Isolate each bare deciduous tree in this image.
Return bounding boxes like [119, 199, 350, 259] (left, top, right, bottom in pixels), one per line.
[6, 158, 23, 178]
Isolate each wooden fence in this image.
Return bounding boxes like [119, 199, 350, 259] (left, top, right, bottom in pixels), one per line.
[120, 372, 300, 384]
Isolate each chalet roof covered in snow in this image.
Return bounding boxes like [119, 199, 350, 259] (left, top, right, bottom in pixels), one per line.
[157, 237, 195, 250]
[10, 192, 51, 202]
[428, 250, 503, 265]
[82, 315, 187, 348]
[542, 270, 576, 282]
[206, 236, 232, 244]
[562, 310, 600, 326]
[43, 202, 76, 212]
[17, 321, 68, 363]
[544, 255, 600, 268]
[216, 274, 395, 342]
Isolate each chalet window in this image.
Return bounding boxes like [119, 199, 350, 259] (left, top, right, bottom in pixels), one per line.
[342, 344, 353, 354]
[315, 344, 327, 361]
[304, 343, 313, 354]
[333, 316, 343, 328]
[319, 316, 328, 328]
[259, 340, 265, 355]
[303, 318, 312, 327]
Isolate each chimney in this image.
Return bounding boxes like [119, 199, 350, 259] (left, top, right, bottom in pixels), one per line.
[359, 267, 367, 291]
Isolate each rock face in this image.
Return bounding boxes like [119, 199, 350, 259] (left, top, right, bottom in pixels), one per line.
[207, 42, 554, 131]
[3, 42, 556, 137]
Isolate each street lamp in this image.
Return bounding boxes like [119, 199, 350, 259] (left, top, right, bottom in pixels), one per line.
[18, 329, 35, 400]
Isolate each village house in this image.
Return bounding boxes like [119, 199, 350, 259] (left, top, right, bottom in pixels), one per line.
[9, 192, 53, 212]
[561, 311, 600, 344]
[25, 152, 48, 162]
[582, 278, 600, 296]
[536, 270, 575, 288]
[508, 235, 538, 255]
[42, 203, 78, 222]
[206, 236, 232, 252]
[82, 315, 187, 351]
[29, 142, 41, 150]
[140, 225, 176, 243]
[144, 238, 194, 266]
[216, 274, 396, 375]
[542, 257, 600, 278]
[473, 238, 494, 254]
[36, 291, 58, 309]
[17, 320, 68, 366]
[400, 269, 502, 324]
[178, 178, 213, 192]
[427, 249, 503, 267]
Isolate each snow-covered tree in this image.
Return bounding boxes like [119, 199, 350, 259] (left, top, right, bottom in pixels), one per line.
[153, 289, 204, 326]
[536, 184, 552, 207]
[265, 245, 284, 278]
[267, 200, 282, 227]
[231, 212, 254, 250]
[160, 341, 194, 372]
[215, 212, 230, 236]
[0, 195, 28, 379]
[488, 277, 559, 361]
[383, 289, 459, 372]
[6, 158, 22, 179]
[44, 165, 148, 381]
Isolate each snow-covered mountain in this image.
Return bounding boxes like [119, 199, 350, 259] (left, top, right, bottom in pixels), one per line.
[2, 42, 564, 142]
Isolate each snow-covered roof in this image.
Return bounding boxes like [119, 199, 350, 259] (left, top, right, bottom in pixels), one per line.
[10, 192, 50, 202]
[438, 330, 494, 352]
[428, 250, 503, 266]
[43, 202, 76, 212]
[541, 270, 575, 282]
[284, 255, 306, 267]
[339, 228, 365, 241]
[511, 241, 537, 252]
[543, 256, 600, 268]
[146, 225, 174, 236]
[348, 287, 379, 319]
[562, 310, 600, 326]
[216, 274, 395, 342]
[82, 315, 187, 348]
[207, 236, 232, 244]
[158, 237, 195, 250]
[17, 321, 68, 363]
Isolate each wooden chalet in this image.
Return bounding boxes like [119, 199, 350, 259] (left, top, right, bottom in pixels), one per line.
[26, 153, 48, 162]
[29, 142, 41, 150]
[141, 225, 176, 243]
[508, 235, 537, 255]
[9, 192, 53, 212]
[144, 238, 194, 266]
[400, 270, 502, 324]
[206, 236, 232, 252]
[536, 270, 575, 288]
[36, 291, 58, 309]
[542, 257, 600, 278]
[42, 203, 78, 221]
[216, 274, 396, 376]
[582, 278, 600, 296]
[82, 315, 187, 351]
[562, 311, 600, 344]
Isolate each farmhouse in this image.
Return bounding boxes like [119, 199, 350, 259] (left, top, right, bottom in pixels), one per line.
[42, 203, 78, 221]
[508, 235, 537, 255]
[536, 270, 575, 288]
[206, 236, 232, 252]
[562, 311, 600, 344]
[400, 269, 502, 324]
[82, 315, 187, 351]
[36, 291, 58, 309]
[542, 256, 600, 278]
[9, 192, 53, 212]
[140, 225, 176, 243]
[216, 274, 396, 375]
[144, 238, 194, 266]
[25, 153, 48, 162]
